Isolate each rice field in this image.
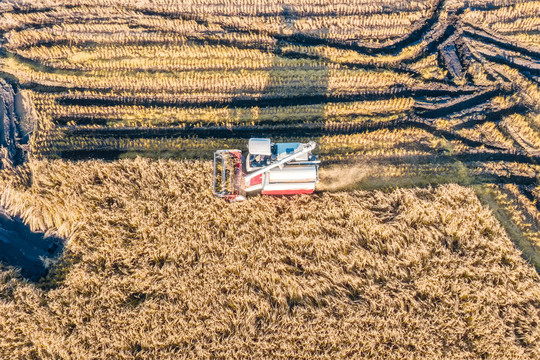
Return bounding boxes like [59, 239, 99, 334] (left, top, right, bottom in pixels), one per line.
[0, 159, 539, 359]
[1, 0, 540, 358]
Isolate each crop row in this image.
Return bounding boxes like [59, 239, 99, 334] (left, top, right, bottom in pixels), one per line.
[5, 25, 276, 50]
[463, 2, 540, 33]
[322, 149, 433, 163]
[467, 55, 540, 112]
[2, 57, 417, 95]
[202, 11, 428, 38]
[16, 44, 272, 62]
[42, 56, 328, 73]
[472, 161, 540, 179]
[14, 41, 433, 74]
[490, 17, 540, 33]
[504, 33, 540, 49]
[3, 9, 431, 51]
[501, 113, 540, 154]
[485, 183, 540, 248]
[2, 0, 433, 21]
[457, 122, 516, 151]
[31, 91, 413, 127]
[318, 128, 437, 156]
[32, 132, 405, 158]
[0, 6, 142, 31]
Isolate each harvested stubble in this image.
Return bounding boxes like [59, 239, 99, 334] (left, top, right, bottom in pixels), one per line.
[0, 158, 539, 359]
[2, 0, 539, 172]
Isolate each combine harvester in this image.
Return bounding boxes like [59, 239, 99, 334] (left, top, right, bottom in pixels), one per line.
[213, 138, 320, 201]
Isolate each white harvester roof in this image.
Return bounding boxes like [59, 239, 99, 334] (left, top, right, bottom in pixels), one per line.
[248, 138, 272, 155]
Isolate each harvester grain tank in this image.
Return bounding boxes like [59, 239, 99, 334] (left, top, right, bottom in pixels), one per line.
[213, 138, 320, 201]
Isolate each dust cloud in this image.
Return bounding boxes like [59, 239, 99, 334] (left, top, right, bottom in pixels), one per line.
[317, 163, 370, 192]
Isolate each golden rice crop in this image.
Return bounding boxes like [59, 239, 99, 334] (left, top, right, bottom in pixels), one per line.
[0, 158, 539, 359]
